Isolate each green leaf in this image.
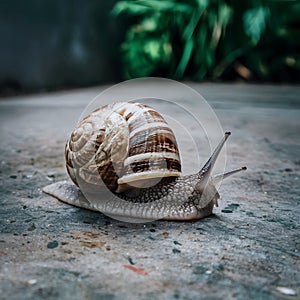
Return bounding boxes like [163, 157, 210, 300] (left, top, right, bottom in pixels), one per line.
[112, 1, 151, 15]
[243, 6, 270, 45]
[113, 0, 299, 81]
[175, 39, 194, 78]
[112, 0, 192, 15]
[183, 7, 206, 40]
[195, 0, 210, 9]
[138, 0, 192, 13]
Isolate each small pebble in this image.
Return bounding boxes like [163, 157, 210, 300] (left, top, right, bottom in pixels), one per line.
[276, 286, 296, 296]
[128, 257, 135, 265]
[221, 209, 233, 213]
[172, 249, 181, 254]
[47, 240, 59, 249]
[213, 264, 225, 271]
[173, 241, 182, 246]
[28, 279, 37, 285]
[162, 232, 169, 238]
[222, 204, 239, 213]
[27, 224, 36, 231]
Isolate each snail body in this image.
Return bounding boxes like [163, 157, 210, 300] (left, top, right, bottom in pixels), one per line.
[43, 102, 246, 221]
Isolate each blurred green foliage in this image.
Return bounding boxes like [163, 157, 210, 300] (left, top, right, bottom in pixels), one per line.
[112, 0, 300, 82]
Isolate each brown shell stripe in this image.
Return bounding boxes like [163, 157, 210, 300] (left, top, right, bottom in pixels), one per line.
[117, 105, 181, 184]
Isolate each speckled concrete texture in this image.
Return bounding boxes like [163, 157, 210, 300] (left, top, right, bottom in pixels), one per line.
[0, 84, 299, 300]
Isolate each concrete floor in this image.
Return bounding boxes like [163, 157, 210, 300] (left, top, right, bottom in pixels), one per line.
[0, 83, 299, 300]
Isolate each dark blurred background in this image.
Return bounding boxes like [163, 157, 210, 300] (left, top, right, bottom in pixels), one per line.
[0, 0, 299, 96]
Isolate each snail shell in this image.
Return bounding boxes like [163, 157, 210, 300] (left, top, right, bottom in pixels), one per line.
[43, 101, 246, 221]
[65, 102, 181, 193]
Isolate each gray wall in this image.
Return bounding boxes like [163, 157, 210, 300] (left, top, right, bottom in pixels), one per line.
[0, 0, 124, 95]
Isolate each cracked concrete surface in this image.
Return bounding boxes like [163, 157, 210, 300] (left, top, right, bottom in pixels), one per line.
[0, 83, 299, 300]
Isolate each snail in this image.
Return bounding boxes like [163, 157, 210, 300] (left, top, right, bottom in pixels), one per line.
[43, 102, 246, 222]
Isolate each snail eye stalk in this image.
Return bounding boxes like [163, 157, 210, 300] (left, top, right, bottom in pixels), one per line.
[197, 132, 231, 185]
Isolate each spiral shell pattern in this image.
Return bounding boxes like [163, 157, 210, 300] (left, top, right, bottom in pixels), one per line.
[65, 102, 181, 193]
